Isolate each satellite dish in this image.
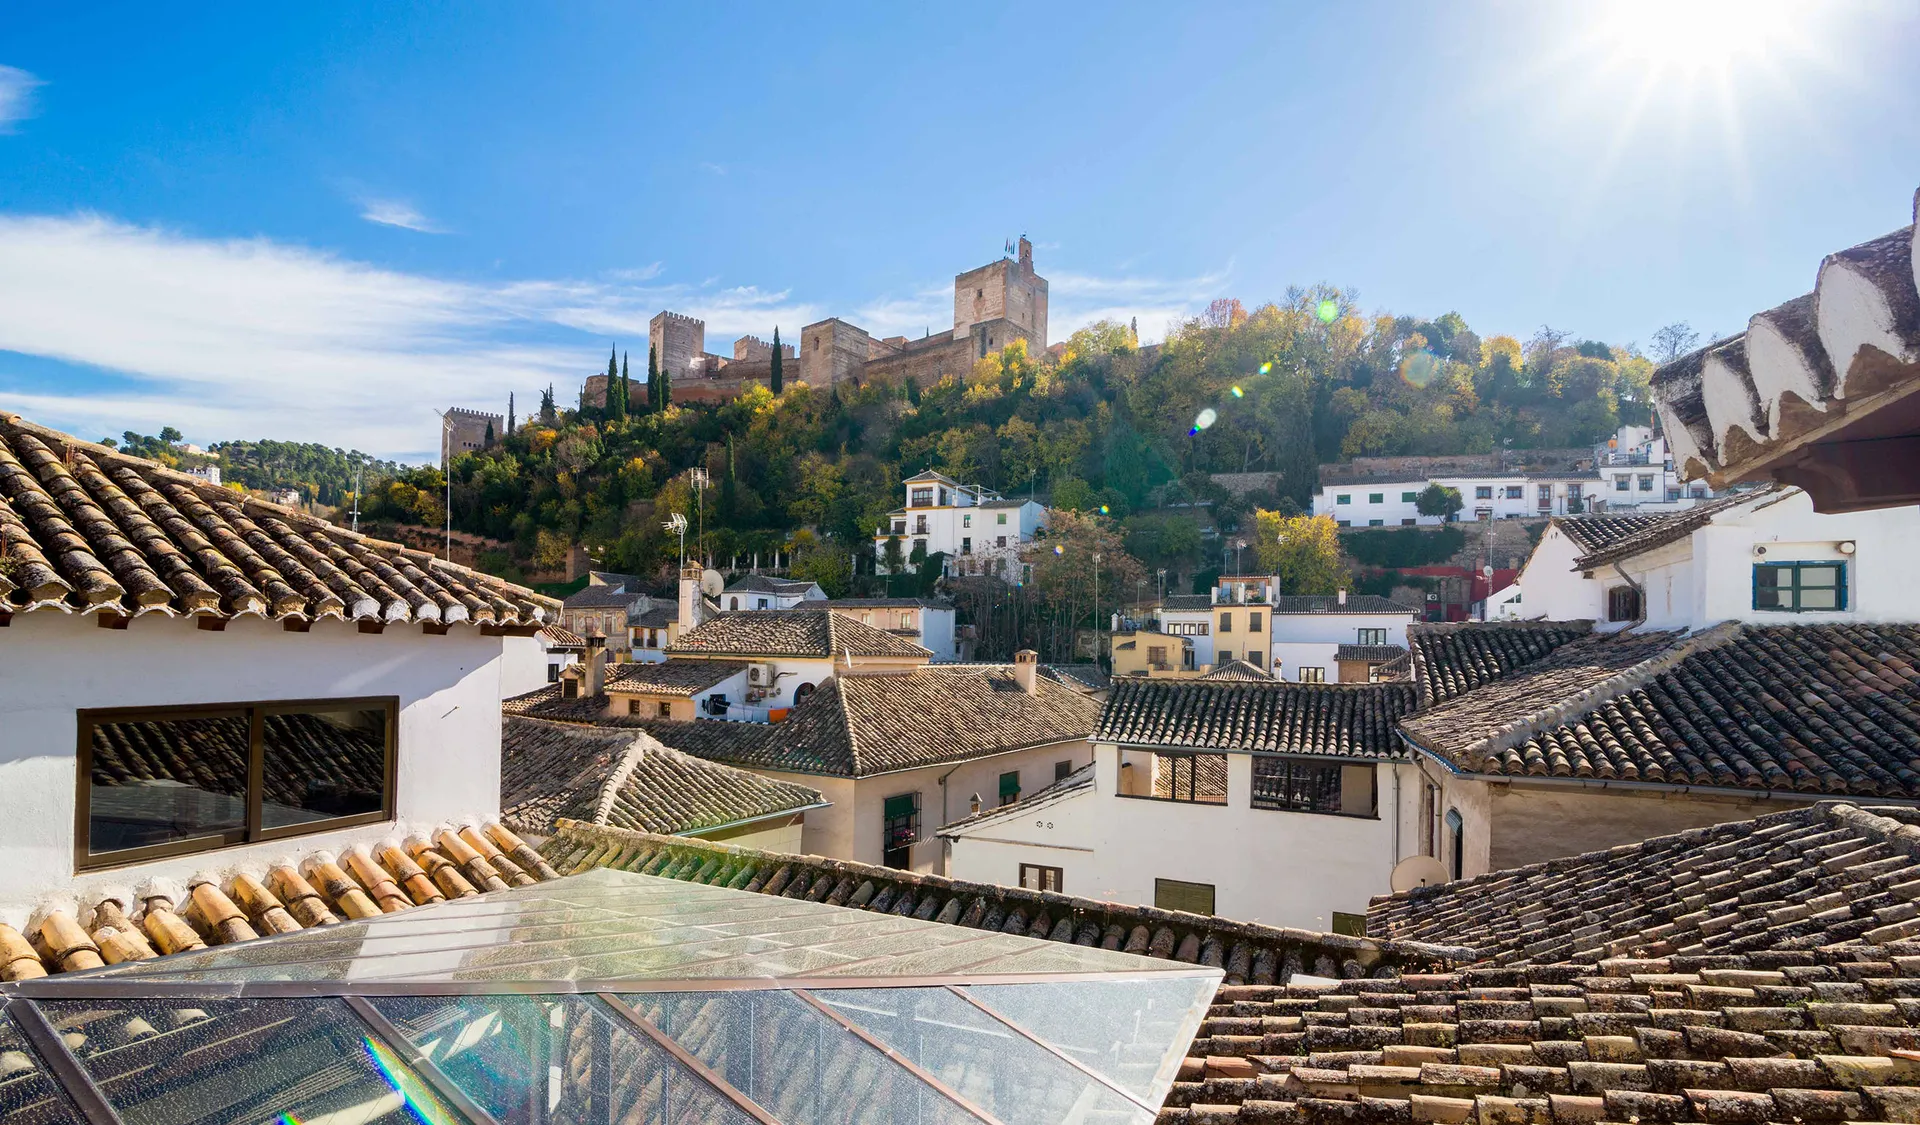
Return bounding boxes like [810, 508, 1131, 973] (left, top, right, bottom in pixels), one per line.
[1391, 855, 1450, 893]
[700, 570, 724, 597]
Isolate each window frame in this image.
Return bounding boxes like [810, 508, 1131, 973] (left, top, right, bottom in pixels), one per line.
[1297, 666, 1326, 683]
[1249, 754, 1372, 817]
[1357, 627, 1387, 645]
[1153, 877, 1216, 916]
[1019, 863, 1063, 893]
[1752, 560, 1848, 613]
[75, 695, 399, 873]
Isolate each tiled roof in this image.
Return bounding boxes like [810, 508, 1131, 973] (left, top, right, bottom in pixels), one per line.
[1336, 643, 1408, 664]
[0, 818, 560, 978]
[600, 658, 746, 696]
[561, 583, 644, 609]
[667, 608, 931, 659]
[630, 600, 678, 627]
[1401, 627, 1690, 766]
[1409, 624, 1920, 798]
[1651, 189, 1920, 482]
[827, 596, 947, 608]
[1041, 662, 1112, 691]
[1369, 802, 1920, 964]
[1407, 621, 1593, 706]
[1552, 512, 1691, 556]
[538, 623, 586, 647]
[1163, 594, 1215, 612]
[541, 819, 1473, 981]
[701, 665, 1100, 778]
[1097, 679, 1419, 758]
[1569, 487, 1783, 568]
[936, 763, 1098, 836]
[0, 413, 554, 627]
[500, 717, 824, 836]
[722, 573, 820, 596]
[976, 497, 1032, 509]
[1202, 659, 1276, 681]
[1271, 595, 1418, 615]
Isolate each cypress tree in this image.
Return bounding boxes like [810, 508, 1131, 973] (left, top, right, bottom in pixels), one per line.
[770, 327, 784, 394]
[647, 345, 659, 414]
[606, 345, 622, 418]
[658, 352, 672, 410]
[484, 420, 495, 446]
[621, 352, 632, 420]
[507, 392, 515, 433]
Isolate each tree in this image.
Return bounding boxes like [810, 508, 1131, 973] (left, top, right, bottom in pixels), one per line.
[620, 352, 632, 419]
[159, 426, 183, 444]
[770, 327, 784, 394]
[540, 384, 556, 423]
[1651, 322, 1701, 365]
[507, 392, 515, 433]
[882, 534, 906, 575]
[1414, 482, 1464, 520]
[790, 534, 852, 597]
[1253, 512, 1348, 595]
[657, 348, 672, 411]
[605, 346, 622, 419]
[484, 420, 495, 447]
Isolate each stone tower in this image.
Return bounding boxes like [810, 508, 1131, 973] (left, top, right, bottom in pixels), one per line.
[952, 236, 1048, 349]
[649, 311, 706, 386]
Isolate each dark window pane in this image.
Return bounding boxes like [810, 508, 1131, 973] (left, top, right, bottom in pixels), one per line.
[87, 712, 249, 855]
[1754, 566, 1785, 588]
[261, 707, 388, 829]
[39, 997, 469, 1125]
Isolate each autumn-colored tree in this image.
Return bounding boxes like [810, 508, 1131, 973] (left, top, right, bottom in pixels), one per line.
[1253, 512, 1349, 595]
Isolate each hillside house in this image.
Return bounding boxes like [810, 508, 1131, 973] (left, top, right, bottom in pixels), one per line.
[720, 573, 824, 611]
[664, 607, 931, 718]
[827, 596, 962, 661]
[874, 469, 1046, 578]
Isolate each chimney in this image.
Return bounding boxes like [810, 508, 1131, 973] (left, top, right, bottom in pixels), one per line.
[969, 794, 982, 815]
[1013, 649, 1038, 696]
[679, 564, 703, 633]
[1337, 589, 1348, 606]
[584, 626, 606, 697]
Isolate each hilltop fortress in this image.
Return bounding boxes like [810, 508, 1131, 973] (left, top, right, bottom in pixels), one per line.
[583, 238, 1048, 408]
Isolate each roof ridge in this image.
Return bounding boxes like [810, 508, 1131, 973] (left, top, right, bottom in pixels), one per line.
[594, 730, 657, 824]
[1463, 622, 1740, 764]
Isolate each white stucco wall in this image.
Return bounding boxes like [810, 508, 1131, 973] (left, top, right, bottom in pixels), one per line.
[1514, 524, 1607, 626]
[499, 634, 564, 698]
[949, 745, 1440, 931]
[0, 611, 507, 914]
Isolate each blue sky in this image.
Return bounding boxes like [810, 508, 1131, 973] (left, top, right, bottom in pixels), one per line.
[1, 1, 1916, 461]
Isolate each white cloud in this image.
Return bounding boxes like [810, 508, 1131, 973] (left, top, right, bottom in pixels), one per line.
[1046, 266, 1231, 346]
[359, 198, 447, 234]
[0, 65, 43, 133]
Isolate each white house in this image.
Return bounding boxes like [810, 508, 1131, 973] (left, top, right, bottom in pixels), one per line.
[721, 573, 825, 611]
[0, 413, 558, 915]
[1315, 470, 1602, 526]
[498, 623, 584, 697]
[664, 607, 932, 718]
[1154, 594, 1216, 668]
[943, 676, 1424, 931]
[1509, 484, 1920, 632]
[1267, 592, 1419, 683]
[875, 469, 1046, 578]
[827, 597, 962, 661]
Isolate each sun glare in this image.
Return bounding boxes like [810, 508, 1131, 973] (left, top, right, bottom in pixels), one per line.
[1596, 0, 1799, 75]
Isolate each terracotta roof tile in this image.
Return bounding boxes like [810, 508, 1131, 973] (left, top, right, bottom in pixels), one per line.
[1098, 679, 1418, 758]
[1336, 644, 1408, 665]
[667, 608, 931, 659]
[0, 413, 553, 627]
[1201, 659, 1277, 681]
[1567, 487, 1784, 569]
[501, 717, 823, 836]
[1407, 621, 1593, 706]
[600, 659, 747, 697]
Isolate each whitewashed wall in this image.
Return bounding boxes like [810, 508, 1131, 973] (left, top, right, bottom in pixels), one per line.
[1513, 524, 1608, 626]
[0, 612, 507, 913]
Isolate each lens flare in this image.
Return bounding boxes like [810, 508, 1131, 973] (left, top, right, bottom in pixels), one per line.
[1193, 408, 1218, 431]
[363, 1036, 460, 1125]
[1258, 362, 1272, 375]
[1099, 504, 1110, 514]
[1053, 545, 1064, 556]
[1316, 300, 1338, 324]
[1230, 386, 1244, 398]
[1399, 349, 1442, 388]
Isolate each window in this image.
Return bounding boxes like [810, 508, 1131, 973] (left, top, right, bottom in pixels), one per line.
[1615, 476, 1630, 492]
[1357, 628, 1387, 645]
[657, 701, 672, 718]
[756, 598, 768, 609]
[1297, 667, 1326, 683]
[1332, 912, 1368, 937]
[996, 535, 1007, 548]
[962, 514, 971, 527]
[1019, 864, 1064, 893]
[1401, 519, 1416, 526]
[1165, 621, 1209, 636]
[1607, 585, 1642, 622]
[1218, 614, 1232, 632]
[999, 770, 1021, 806]
[1251, 756, 1339, 814]
[1246, 650, 1262, 667]
[1217, 648, 1233, 663]
[1568, 484, 1584, 498]
[1445, 808, 1464, 880]
[1336, 494, 1351, 505]
[1474, 486, 1493, 499]
[1368, 493, 1384, 504]
[627, 699, 641, 715]
[1143, 753, 1229, 804]
[547, 663, 561, 683]
[1754, 561, 1847, 612]
[1638, 474, 1654, 491]
[882, 792, 919, 869]
[892, 519, 906, 535]
[1055, 760, 1073, 781]
[79, 698, 395, 869]
[1154, 878, 1215, 916]
[1147, 645, 1167, 666]
[1538, 485, 1552, 501]
[729, 597, 740, 610]
[1368, 519, 1383, 526]
[794, 682, 816, 701]
[562, 679, 579, 699]
[961, 537, 971, 555]
[1401, 491, 1418, 502]
[996, 512, 1007, 525]
[1504, 486, 1523, 499]
[1247, 612, 1262, 631]
[1338, 520, 1351, 528]
[910, 488, 933, 507]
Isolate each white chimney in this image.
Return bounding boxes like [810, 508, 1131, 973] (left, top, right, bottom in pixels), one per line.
[969, 793, 982, 815]
[1013, 649, 1038, 696]
[1337, 589, 1348, 606]
[679, 564, 703, 634]
[584, 626, 606, 696]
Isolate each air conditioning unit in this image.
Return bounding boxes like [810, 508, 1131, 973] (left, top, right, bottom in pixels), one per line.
[747, 663, 777, 688]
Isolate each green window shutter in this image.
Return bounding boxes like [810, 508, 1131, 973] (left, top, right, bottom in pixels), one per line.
[884, 793, 916, 819]
[999, 770, 1020, 802]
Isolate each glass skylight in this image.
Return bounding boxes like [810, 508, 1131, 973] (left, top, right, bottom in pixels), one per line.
[0, 867, 1218, 1124]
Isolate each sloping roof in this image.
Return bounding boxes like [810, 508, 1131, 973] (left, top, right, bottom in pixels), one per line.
[538, 623, 586, 647]
[0, 413, 554, 627]
[501, 717, 823, 836]
[1650, 190, 1920, 485]
[1401, 627, 1690, 766]
[0, 818, 561, 977]
[1097, 679, 1419, 758]
[1334, 643, 1407, 664]
[827, 597, 949, 609]
[600, 658, 746, 697]
[541, 819, 1471, 980]
[1368, 802, 1920, 965]
[1271, 594, 1417, 614]
[1407, 620, 1593, 706]
[1408, 623, 1920, 798]
[1200, 659, 1274, 681]
[1041, 662, 1112, 691]
[936, 763, 1098, 836]
[561, 583, 644, 609]
[630, 600, 678, 627]
[722, 573, 821, 596]
[1551, 511, 1691, 556]
[1569, 486, 1784, 568]
[691, 665, 1101, 778]
[975, 497, 1033, 509]
[667, 608, 931, 659]
[1161, 594, 1214, 612]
